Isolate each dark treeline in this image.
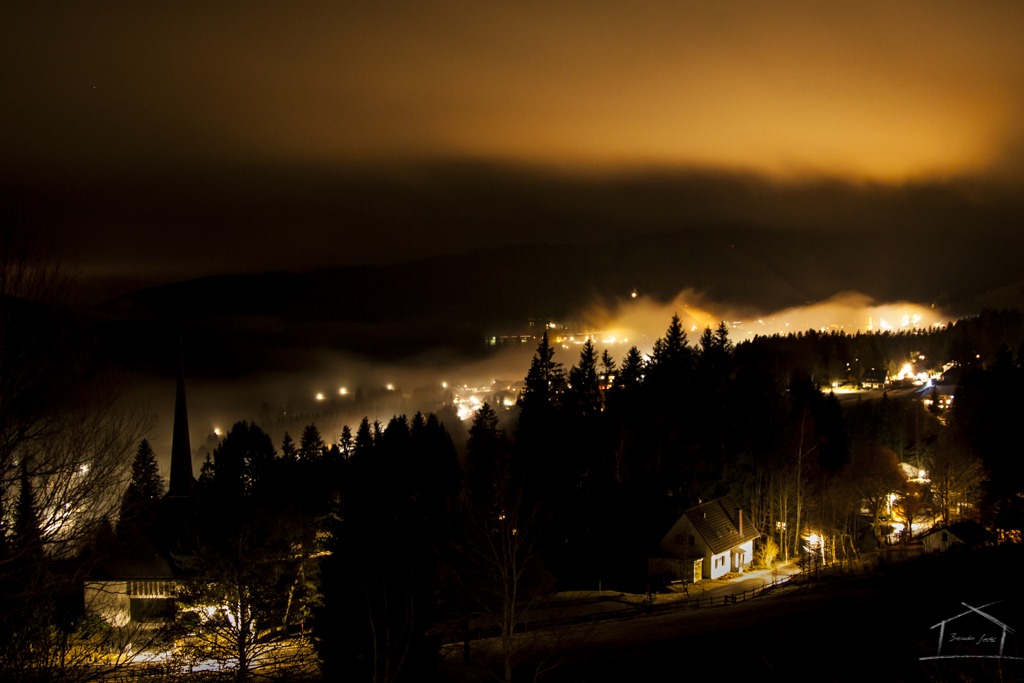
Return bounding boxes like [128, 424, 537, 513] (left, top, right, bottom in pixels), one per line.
[4, 288, 1024, 681]
[168, 308, 1023, 680]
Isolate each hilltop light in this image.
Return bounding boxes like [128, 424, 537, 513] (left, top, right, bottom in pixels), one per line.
[214, 428, 221, 436]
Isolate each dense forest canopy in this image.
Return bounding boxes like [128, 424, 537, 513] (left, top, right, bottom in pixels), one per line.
[3, 297, 1023, 681]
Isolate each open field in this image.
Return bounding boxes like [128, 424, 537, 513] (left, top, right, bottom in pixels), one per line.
[444, 545, 1024, 682]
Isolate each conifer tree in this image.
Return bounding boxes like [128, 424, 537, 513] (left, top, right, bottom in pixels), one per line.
[117, 438, 164, 535]
[466, 402, 505, 511]
[280, 432, 297, 461]
[317, 414, 453, 681]
[198, 454, 215, 489]
[519, 331, 563, 410]
[339, 425, 354, 459]
[14, 459, 42, 556]
[601, 348, 617, 377]
[176, 421, 302, 682]
[299, 423, 327, 462]
[618, 346, 646, 390]
[0, 498, 9, 561]
[698, 325, 715, 357]
[650, 314, 691, 374]
[568, 338, 601, 415]
[131, 439, 163, 501]
[714, 320, 733, 354]
[354, 417, 374, 458]
[211, 421, 277, 498]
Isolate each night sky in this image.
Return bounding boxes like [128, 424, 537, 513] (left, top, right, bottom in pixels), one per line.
[4, 1, 1024, 302]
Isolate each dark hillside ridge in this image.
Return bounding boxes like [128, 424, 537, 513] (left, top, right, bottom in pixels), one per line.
[86, 223, 1024, 378]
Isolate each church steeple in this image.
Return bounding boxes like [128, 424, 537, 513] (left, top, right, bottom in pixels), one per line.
[167, 354, 195, 498]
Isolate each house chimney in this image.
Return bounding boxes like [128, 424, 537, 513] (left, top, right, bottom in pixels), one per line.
[738, 509, 743, 536]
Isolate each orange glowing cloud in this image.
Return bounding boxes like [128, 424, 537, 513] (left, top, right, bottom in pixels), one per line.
[584, 290, 946, 351]
[6, 2, 1024, 183]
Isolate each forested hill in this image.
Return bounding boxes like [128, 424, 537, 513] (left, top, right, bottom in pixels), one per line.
[84, 222, 1024, 377]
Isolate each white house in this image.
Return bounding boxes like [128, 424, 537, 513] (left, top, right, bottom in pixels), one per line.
[921, 520, 993, 553]
[659, 495, 759, 580]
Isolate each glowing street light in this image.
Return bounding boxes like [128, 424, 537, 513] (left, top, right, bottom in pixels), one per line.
[339, 387, 347, 395]
[315, 393, 324, 401]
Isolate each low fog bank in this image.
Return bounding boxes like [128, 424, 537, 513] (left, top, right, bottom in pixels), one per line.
[126, 343, 538, 479]
[584, 290, 947, 344]
[121, 289, 953, 480]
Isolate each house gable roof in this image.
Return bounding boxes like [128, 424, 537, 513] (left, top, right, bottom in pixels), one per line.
[923, 520, 994, 547]
[862, 368, 887, 383]
[686, 495, 760, 555]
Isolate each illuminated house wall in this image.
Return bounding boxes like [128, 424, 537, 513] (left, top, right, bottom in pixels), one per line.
[660, 495, 759, 580]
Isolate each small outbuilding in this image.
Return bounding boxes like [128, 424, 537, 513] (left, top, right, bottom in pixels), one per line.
[658, 495, 760, 580]
[921, 520, 993, 553]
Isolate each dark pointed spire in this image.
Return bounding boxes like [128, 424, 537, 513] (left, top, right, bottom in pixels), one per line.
[168, 350, 195, 498]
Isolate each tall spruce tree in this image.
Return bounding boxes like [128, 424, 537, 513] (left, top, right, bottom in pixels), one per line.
[568, 338, 601, 416]
[299, 423, 327, 462]
[617, 346, 646, 391]
[175, 421, 301, 683]
[338, 425, 354, 459]
[601, 349, 617, 377]
[117, 439, 164, 535]
[650, 314, 692, 379]
[280, 432, 297, 461]
[518, 331, 564, 411]
[14, 459, 42, 556]
[466, 403, 506, 511]
[354, 417, 374, 459]
[317, 414, 452, 681]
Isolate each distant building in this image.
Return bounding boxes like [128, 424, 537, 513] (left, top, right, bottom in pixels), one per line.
[861, 367, 888, 390]
[658, 495, 760, 580]
[921, 520, 994, 553]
